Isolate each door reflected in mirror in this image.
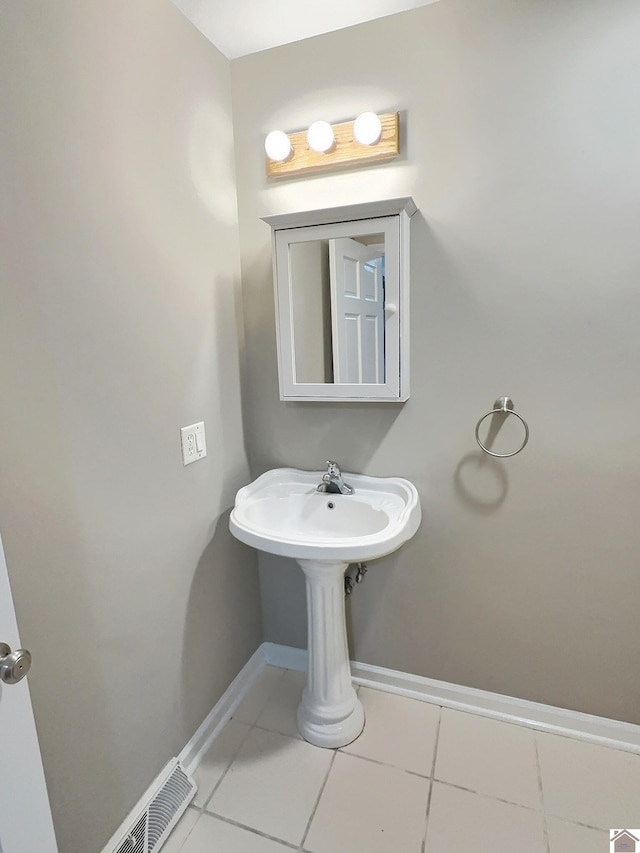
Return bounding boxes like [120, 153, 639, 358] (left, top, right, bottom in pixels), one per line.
[290, 233, 386, 384]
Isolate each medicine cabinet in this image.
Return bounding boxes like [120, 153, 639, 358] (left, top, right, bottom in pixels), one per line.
[262, 197, 416, 402]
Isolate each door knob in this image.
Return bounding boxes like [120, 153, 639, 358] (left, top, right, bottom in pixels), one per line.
[0, 642, 32, 684]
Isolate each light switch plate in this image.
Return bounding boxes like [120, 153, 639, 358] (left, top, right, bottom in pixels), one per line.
[180, 422, 207, 465]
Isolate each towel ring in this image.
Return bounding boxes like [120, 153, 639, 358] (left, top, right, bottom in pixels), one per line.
[475, 397, 529, 458]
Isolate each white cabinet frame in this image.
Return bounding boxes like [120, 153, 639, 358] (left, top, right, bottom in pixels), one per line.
[262, 197, 416, 403]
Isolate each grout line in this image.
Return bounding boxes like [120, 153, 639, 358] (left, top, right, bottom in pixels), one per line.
[521, 723, 640, 756]
[198, 720, 255, 812]
[188, 683, 615, 851]
[545, 816, 610, 833]
[200, 811, 299, 849]
[168, 807, 201, 853]
[534, 732, 551, 853]
[298, 749, 338, 852]
[431, 778, 542, 813]
[198, 664, 289, 812]
[200, 720, 310, 813]
[421, 705, 443, 853]
[234, 666, 287, 729]
[521, 724, 640, 756]
[338, 747, 433, 779]
[420, 781, 433, 853]
[192, 674, 624, 851]
[429, 705, 443, 780]
[253, 721, 303, 740]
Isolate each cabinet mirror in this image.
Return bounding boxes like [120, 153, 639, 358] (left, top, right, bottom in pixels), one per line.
[263, 198, 416, 402]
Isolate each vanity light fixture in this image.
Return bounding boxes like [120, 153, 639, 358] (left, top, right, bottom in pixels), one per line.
[265, 112, 399, 178]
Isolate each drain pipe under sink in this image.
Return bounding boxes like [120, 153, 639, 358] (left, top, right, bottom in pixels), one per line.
[344, 563, 368, 596]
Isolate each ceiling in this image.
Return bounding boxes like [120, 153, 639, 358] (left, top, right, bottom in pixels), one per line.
[171, 0, 441, 60]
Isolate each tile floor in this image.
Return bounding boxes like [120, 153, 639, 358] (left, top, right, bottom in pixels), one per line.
[163, 666, 640, 853]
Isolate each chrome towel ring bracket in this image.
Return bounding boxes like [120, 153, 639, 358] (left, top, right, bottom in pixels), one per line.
[475, 397, 530, 458]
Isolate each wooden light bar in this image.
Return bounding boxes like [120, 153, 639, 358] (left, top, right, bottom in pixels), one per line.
[266, 112, 399, 179]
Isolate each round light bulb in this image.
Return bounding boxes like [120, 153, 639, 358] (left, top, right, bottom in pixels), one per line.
[354, 112, 382, 146]
[264, 130, 292, 162]
[307, 120, 335, 153]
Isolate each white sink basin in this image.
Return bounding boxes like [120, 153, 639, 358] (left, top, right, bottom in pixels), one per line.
[230, 468, 421, 562]
[229, 466, 422, 749]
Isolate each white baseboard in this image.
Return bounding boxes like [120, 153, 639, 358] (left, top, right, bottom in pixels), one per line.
[104, 640, 640, 851]
[178, 645, 266, 774]
[175, 638, 640, 781]
[262, 641, 307, 671]
[264, 642, 640, 755]
[103, 648, 268, 852]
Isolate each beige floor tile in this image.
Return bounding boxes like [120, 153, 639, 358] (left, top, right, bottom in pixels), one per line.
[256, 669, 306, 739]
[434, 709, 541, 808]
[342, 688, 440, 776]
[546, 817, 609, 853]
[192, 719, 252, 807]
[304, 752, 430, 853]
[232, 666, 285, 726]
[181, 813, 294, 852]
[425, 782, 546, 853]
[537, 732, 640, 829]
[207, 727, 333, 846]
[160, 807, 200, 853]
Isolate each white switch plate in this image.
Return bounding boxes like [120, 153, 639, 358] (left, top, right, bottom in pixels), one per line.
[180, 422, 207, 465]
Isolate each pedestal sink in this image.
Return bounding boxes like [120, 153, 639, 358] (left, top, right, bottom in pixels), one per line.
[229, 467, 421, 748]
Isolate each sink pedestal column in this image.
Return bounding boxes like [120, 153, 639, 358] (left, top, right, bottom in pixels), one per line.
[296, 559, 364, 748]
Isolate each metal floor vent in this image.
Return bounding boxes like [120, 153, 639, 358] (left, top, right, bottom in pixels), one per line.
[109, 760, 196, 853]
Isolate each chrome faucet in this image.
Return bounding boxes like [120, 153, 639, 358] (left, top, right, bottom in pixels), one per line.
[317, 461, 354, 495]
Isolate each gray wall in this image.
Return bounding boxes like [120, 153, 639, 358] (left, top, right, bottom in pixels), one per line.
[0, 2, 261, 851]
[231, 0, 640, 724]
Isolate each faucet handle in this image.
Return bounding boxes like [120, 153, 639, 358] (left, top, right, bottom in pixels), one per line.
[326, 460, 340, 474]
